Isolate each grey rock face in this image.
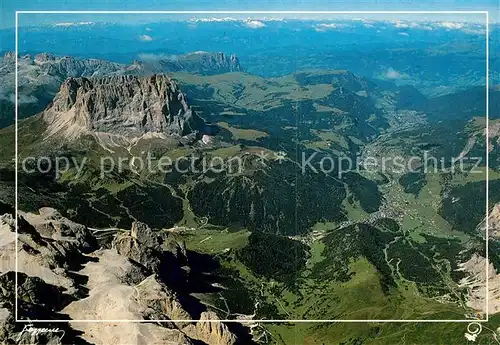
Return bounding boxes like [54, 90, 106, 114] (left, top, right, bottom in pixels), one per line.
[26, 207, 97, 252]
[112, 221, 189, 274]
[130, 221, 162, 248]
[0, 209, 96, 296]
[1, 210, 247, 344]
[0, 51, 242, 128]
[183, 311, 238, 345]
[43, 74, 206, 140]
[0, 52, 125, 127]
[0, 211, 95, 345]
[113, 221, 163, 272]
[0, 273, 70, 345]
[0, 207, 248, 344]
[135, 274, 191, 322]
[131, 52, 242, 76]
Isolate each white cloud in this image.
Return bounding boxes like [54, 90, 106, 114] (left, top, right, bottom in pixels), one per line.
[189, 16, 285, 24]
[390, 20, 485, 33]
[352, 18, 372, 23]
[139, 35, 153, 42]
[462, 28, 486, 35]
[431, 21, 485, 34]
[384, 68, 408, 80]
[394, 21, 409, 29]
[137, 53, 177, 61]
[18, 94, 38, 104]
[244, 20, 266, 29]
[1, 93, 38, 104]
[55, 21, 94, 27]
[313, 23, 348, 32]
[398, 32, 409, 37]
[391, 20, 433, 31]
[189, 17, 238, 23]
[437, 21, 465, 30]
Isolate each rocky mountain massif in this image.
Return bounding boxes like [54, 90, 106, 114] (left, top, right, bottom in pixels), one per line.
[0, 51, 241, 127]
[129, 52, 242, 76]
[43, 75, 208, 144]
[0, 207, 251, 344]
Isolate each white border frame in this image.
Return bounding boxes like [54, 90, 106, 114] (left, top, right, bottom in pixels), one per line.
[14, 10, 489, 324]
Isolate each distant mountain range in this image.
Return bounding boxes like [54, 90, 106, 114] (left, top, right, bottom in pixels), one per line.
[3, 19, 495, 96]
[0, 51, 241, 127]
[2, 50, 498, 131]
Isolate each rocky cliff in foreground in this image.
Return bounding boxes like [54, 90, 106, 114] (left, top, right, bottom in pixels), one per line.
[0, 208, 251, 345]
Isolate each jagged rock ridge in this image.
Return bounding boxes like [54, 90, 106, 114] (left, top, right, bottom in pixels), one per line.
[0, 51, 243, 128]
[0, 208, 246, 345]
[43, 74, 207, 142]
[128, 52, 242, 75]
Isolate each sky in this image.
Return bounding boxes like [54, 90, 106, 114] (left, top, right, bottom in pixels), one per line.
[1, 0, 499, 29]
